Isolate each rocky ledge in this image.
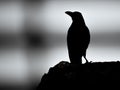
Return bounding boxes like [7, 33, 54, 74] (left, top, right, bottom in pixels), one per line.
[37, 61, 120, 89]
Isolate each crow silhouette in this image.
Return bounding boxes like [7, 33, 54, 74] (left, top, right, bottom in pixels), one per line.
[65, 11, 90, 64]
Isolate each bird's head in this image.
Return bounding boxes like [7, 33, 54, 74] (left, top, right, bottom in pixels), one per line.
[65, 11, 85, 23]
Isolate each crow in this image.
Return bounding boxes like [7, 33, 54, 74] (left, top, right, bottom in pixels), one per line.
[65, 11, 90, 64]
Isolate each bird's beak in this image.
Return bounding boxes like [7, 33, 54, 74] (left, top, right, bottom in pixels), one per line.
[65, 11, 73, 16]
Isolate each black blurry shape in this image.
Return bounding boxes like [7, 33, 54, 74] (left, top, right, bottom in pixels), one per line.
[65, 11, 90, 64]
[24, 29, 45, 49]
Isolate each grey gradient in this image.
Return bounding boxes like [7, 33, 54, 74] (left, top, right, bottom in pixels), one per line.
[0, 0, 120, 89]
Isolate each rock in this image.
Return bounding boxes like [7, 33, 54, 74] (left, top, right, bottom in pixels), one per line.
[37, 61, 120, 90]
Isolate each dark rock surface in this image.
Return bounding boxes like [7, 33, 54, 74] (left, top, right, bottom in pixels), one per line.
[37, 61, 120, 90]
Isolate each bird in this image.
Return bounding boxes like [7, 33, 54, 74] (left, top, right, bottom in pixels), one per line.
[65, 11, 90, 64]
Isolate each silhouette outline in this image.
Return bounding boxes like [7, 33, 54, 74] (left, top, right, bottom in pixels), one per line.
[37, 11, 120, 90]
[65, 11, 90, 64]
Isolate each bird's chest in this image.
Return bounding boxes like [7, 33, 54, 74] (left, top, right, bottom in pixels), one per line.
[67, 27, 84, 38]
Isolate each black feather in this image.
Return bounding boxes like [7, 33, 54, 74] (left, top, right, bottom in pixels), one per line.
[66, 11, 90, 64]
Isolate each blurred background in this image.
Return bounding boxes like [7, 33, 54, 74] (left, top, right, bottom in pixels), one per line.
[0, 0, 120, 89]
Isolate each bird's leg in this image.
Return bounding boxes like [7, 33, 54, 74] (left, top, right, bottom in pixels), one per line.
[84, 56, 89, 63]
